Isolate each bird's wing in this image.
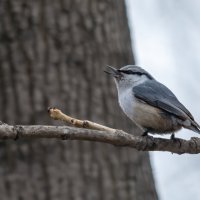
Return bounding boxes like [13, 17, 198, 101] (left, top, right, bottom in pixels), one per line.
[133, 80, 194, 120]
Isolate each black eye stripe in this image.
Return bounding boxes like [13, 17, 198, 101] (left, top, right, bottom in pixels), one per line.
[118, 70, 143, 75]
[118, 70, 153, 80]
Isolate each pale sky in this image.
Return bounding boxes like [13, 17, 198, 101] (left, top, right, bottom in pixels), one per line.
[126, 1, 200, 199]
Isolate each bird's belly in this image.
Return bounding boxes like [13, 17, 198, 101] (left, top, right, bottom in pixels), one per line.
[119, 93, 181, 133]
[133, 101, 181, 133]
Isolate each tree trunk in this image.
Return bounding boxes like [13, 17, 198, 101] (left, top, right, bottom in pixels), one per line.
[0, 0, 158, 199]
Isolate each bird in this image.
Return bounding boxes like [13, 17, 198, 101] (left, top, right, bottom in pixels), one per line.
[105, 65, 200, 139]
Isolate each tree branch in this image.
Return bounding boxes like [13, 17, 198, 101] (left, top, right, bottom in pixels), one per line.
[0, 107, 199, 154]
[0, 123, 200, 154]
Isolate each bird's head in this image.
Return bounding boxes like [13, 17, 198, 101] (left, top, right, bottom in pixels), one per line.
[105, 65, 154, 91]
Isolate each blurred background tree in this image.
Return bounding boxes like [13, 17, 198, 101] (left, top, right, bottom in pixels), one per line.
[0, 0, 158, 199]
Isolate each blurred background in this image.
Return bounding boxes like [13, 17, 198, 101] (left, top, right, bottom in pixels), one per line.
[0, 1, 157, 200]
[126, 0, 200, 199]
[0, 0, 199, 199]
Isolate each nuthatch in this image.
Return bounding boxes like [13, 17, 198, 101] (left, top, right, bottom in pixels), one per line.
[105, 65, 200, 138]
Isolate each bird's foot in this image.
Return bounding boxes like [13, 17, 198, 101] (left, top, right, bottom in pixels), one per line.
[142, 130, 149, 137]
[170, 133, 181, 148]
[139, 131, 154, 151]
[170, 133, 175, 140]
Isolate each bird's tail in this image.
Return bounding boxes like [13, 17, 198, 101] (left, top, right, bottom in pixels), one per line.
[187, 120, 200, 134]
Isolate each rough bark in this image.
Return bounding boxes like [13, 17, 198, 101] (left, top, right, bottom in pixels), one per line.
[0, 124, 200, 154]
[0, 0, 158, 200]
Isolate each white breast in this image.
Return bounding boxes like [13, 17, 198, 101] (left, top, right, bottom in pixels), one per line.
[118, 88, 135, 120]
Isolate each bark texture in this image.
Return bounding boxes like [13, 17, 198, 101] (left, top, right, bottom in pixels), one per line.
[0, 0, 158, 199]
[0, 124, 200, 154]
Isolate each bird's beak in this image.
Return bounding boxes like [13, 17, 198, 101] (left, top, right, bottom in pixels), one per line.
[104, 65, 120, 77]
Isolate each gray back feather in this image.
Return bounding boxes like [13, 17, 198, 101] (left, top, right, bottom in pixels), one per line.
[133, 80, 194, 120]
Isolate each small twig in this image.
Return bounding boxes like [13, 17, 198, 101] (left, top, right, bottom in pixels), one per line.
[48, 107, 116, 133]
